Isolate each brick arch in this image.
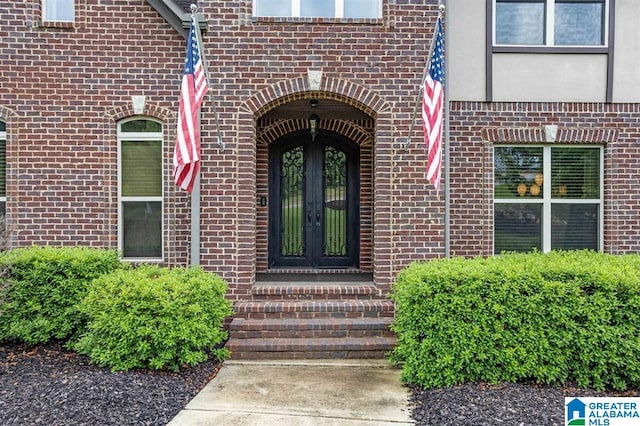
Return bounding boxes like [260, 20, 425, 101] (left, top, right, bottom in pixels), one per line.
[482, 126, 619, 145]
[243, 75, 390, 120]
[0, 105, 18, 122]
[257, 118, 373, 147]
[103, 102, 175, 123]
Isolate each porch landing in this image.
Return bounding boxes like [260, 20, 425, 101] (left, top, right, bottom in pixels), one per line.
[226, 273, 397, 360]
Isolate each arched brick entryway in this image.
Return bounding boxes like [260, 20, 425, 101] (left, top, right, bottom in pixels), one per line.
[234, 74, 393, 297]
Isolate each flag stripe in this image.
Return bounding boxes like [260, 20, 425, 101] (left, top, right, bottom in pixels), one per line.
[422, 17, 444, 193]
[173, 18, 209, 193]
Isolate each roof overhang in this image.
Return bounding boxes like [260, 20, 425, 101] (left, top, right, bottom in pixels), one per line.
[146, 0, 207, 39]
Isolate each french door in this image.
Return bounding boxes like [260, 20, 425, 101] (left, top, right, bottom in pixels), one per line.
[268, 132, 359, 268]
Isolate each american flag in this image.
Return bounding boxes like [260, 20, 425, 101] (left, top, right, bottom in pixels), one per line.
[173, 18, 209, 193]
[422, 17, 444, 193]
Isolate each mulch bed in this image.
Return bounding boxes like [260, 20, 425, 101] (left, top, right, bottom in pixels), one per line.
[409, 380, 640, 425]
[2, 341, 638, 425]
[0, 342, 221, 426]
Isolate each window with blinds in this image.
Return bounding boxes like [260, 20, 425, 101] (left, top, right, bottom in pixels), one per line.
[0, 121, 5, 216]
[494, 145, 602, 254]
[118, 119, 163, 259]
[42, 0, 75, 22]
[253, 0, 381, 18]
[495, 0, 607, 46]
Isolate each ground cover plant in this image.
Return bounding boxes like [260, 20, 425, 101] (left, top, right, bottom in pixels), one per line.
[0, 246, 121, 344]
[391, 250, 640, 391]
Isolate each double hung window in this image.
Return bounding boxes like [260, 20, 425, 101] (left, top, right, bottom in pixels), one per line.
[42, 0, 75, 22]
[118, 119, 163, 260]
[0, 122, 5, 215]
[253, 0, 381, 19]
[494, 0, 606, 46]
[494, 145, 602, 254]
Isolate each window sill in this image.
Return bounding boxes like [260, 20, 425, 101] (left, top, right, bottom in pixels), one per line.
[493, 45, 608, 54]
[41, 21, 75, 29]
[251, 16, 383, 25]
[121, 258, 164, 264]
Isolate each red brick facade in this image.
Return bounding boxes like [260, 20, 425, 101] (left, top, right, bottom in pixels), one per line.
[2, 1, 639, 302]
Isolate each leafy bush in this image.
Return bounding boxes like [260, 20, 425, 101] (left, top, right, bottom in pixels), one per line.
[0, 246, 121, 344]
[390, 251, 640, 391]
[74, 265, 233, 371]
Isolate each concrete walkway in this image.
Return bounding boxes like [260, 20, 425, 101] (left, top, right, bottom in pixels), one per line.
[168, 360, 413, 425]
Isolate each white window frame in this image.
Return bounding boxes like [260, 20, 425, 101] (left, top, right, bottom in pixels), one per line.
[493, 0, 609, 47]
[0, 124, 5, 214]
[42, 0, 75, 23]
[117, 119, 164, 261]
[252, 0, 382, 19]
[493, 145, 604, 254]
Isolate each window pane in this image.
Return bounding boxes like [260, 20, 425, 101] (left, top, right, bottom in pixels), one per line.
[122, 141, 162, 197]
[551, 148, 600, 199]
[0, 122, 5, 131]
[121, 119, 161, 133]
[494, 147, 544, 199]
[551, 204, 598, 250]
[0, 139, 5, 198]
[123, 202, 162, 258]
[496, 1, 545, 45]
[44, 0, 74, 22]
[300, 0, 335, 17]
[254, 0, 292, 17]
[555, 2, 604, 46]
[494, 203, 542, 253]
[344, 0, 380, 18]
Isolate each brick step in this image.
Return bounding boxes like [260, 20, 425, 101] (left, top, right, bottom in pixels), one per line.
[233, 300, 395, 320]
[229, 317, 395, 339]
[226, 336, 397, 360]
[252, 281, 384, 301]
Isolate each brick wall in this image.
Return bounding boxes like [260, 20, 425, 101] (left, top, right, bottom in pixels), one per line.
[447, 102, 640, 257]
[7, 1, 639, 301]
[0, 1, 190, 256]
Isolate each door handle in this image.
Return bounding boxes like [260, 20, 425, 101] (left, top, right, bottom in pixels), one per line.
[307, 209, 313, 225]
[316, 210, 321, 227]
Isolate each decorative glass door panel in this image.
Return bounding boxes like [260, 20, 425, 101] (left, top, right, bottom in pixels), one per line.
[323, 146, 347, 257]
[280, 146, 305, 257]
[269, 132, 359, 268]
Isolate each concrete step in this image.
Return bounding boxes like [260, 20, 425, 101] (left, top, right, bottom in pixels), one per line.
[229, 317, 395, 339]
[252, 281, 384, 301]
[226, 336, 397, 360]
[233, 300, 395, 320]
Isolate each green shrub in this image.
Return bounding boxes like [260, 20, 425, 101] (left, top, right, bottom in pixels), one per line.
[0, 246, 122, 344]
[390, 251, 640, 391]
[74, 265, 233, 371]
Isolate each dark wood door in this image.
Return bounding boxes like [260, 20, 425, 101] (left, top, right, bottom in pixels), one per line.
[268, 131, 359, 268]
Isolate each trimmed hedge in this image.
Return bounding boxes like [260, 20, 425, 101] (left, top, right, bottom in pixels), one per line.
[0, 246, 121, 344]
[74, 265, 233, 371]
[390, 251, 640, 390]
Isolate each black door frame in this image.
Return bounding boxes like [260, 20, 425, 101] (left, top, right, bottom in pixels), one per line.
[268, 130, 360, 268]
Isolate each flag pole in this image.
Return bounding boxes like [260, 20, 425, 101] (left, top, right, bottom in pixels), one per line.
[404, 4, 443, 151]
[190, 4, 224, 151]
[443, 0, 450, 258]
[185, 5, 223, 267]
